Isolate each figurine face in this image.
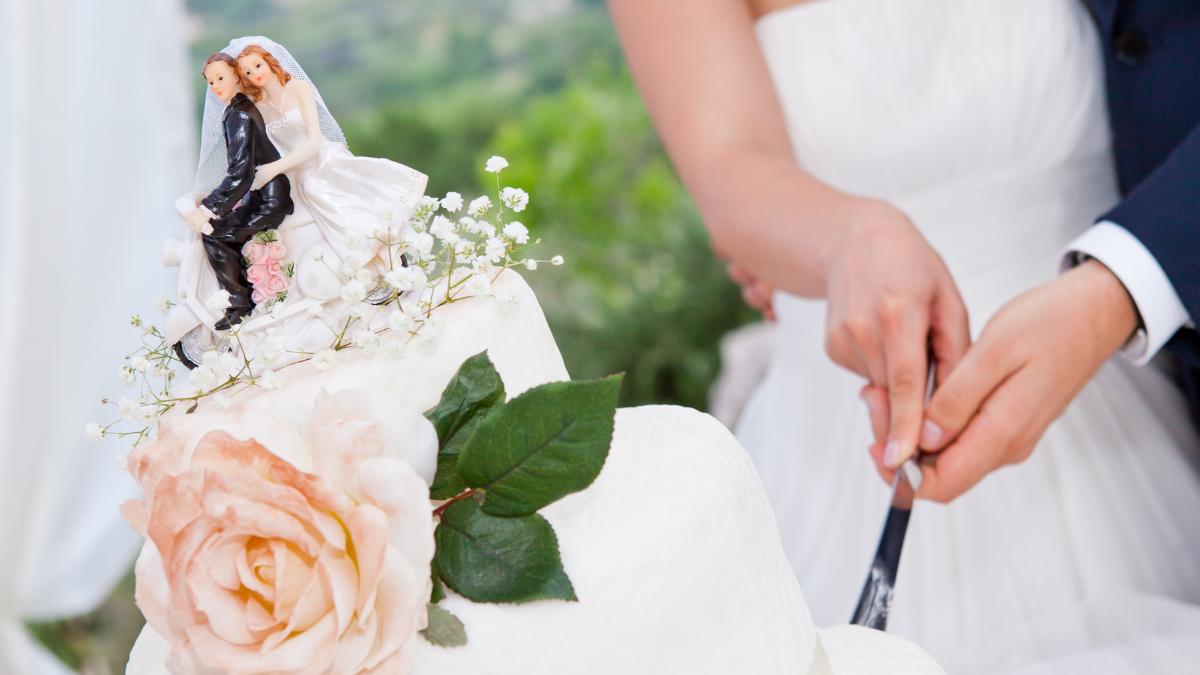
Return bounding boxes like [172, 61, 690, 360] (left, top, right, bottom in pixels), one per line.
[204, 61, 240, 104]
[238, 53, 274, 89]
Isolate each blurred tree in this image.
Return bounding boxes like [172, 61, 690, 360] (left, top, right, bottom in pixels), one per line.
[486, 77, 753, 408]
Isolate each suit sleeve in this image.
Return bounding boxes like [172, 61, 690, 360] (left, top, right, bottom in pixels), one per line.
[200, 110, 257, 217]
[1103, 122, 1200, 328]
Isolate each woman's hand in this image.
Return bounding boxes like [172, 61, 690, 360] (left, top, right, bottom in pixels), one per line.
[251, 164, 278, 191]
[727, 263, 777, 321]
[824, 200, 971, 468]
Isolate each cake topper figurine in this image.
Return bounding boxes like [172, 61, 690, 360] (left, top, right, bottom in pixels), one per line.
[188, 52, 295, 331]
[161, 36, 429, 367]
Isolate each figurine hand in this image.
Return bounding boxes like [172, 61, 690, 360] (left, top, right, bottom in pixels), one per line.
[251, 166, 276, 191]
[186, 206, 214, 235]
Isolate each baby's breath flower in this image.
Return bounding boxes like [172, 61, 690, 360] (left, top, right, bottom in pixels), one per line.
[503, 221, 529, 244]
[117, 398, 142, 422]
[430, 215, 456, 241]
[468, 196, 493, 217]
[385, 267, 428, 293]
[341, 280, 368, 304]
[154, 297, 173, 313]
[350, 328, 381, 353]
[204, 289, 232, 314]
[465, 273, 492, 297]
[212, 393, 231, 410]
[500, 187, 529, 212]
[119, 365, 138, 387]
[130, 356, 150, 373]
[255, 369, 283, 390]
[85, 423, 105, 442]
[388, 309, 418, 334]
[484, 237, 507, 263]
[441, 192, 464, 213]
[485, 155, 509, 173]
[524, 259, 539, 271]
[312, 349, 339, 371]
[551, 255, 565, 266]
[406, 231, 435, 258]
[354, 268, 376, 286]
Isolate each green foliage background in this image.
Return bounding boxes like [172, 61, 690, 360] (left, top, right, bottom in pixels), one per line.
[35, 0, 751, 670]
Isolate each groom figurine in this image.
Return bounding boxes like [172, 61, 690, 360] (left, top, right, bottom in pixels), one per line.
[873, 2, 1200, 501]
[187, 52, 294, 331]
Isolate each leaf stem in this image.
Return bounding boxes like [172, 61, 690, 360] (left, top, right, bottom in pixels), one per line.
[432, 489, 475, 519]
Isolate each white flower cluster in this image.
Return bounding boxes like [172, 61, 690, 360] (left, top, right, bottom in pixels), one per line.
[93, 157, 567, 449]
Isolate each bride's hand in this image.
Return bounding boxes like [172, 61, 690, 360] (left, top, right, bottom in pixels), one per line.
[727, 263, 776, 322]
[824, 200, 970, 468]
[251, 166, 276, 191]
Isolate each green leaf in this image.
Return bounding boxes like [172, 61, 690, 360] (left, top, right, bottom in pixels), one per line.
[425, 352, 506, 444]
[426, 352, 507, 498]
[434, 499, 576, 603]
[420, 603, 467, 647]
[429, 414, 481, 499]
[458, 374, 622, 517]
[430, 569, 446, 604]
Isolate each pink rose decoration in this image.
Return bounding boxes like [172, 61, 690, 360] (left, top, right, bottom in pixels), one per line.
[266, 272, 288, 294]
[243, 241, 268, 264]
[263, 258, 283, 276]
[122, 392, 437, 675]
[267, 241, 287, 260]
[251, 288, 270, 305]
[246, 263, 268, 285]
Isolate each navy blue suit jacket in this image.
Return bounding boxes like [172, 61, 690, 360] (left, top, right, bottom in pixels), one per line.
[1085, 0, 1200, 422]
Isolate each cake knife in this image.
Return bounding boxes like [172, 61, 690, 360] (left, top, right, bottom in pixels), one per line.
[849, 357, 936, 630]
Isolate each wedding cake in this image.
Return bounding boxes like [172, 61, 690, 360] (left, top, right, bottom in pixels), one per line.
[123, 271, 942, 675]
[108, 35, 943, 675]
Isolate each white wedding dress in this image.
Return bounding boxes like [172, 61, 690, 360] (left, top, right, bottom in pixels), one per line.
[740, 1, 1200, 673]
[266, 105, 428, 300]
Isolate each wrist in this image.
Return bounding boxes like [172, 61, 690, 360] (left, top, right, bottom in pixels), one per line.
[1075, 259, 1139, 351]
[819, 197, 903, 292]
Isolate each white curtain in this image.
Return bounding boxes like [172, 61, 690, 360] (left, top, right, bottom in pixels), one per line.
[0, 0, 192, 672]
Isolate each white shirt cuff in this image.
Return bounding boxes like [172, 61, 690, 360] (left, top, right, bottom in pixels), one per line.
[1062, 221, 1191, 365]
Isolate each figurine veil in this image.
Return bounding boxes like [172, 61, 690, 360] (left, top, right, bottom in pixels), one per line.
[193, 36, 345, 195]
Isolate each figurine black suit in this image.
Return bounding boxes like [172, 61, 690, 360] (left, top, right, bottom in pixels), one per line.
[200, 91, 294, 330]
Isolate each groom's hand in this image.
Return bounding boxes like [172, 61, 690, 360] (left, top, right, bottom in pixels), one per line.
[868, 260, 1138, 502]
[186, 206, 215, 235]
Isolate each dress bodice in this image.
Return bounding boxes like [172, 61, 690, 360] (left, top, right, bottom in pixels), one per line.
[755, 0, 1120, 326]
[265, 108, 322, 160]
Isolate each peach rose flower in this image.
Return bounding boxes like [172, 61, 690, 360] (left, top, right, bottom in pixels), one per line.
[263, 257, 283, 276]
[122, 391, 437, 675]
[266, 241, 288, 260]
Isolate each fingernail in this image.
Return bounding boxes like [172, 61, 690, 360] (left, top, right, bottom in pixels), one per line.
[883, 440, 903, 467]
[920, 420, 943, 448]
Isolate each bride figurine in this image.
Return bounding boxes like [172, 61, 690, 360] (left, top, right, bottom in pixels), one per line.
[232, 37, 428, 298]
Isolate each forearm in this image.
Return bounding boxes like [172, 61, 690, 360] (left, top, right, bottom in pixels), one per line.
[264, 136, 321, 177]
[680, 144, 876, 299]
[611, 0, 870, 300]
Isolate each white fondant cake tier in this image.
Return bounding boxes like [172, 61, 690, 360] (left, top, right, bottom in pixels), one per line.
[125, 270, 943, 674]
